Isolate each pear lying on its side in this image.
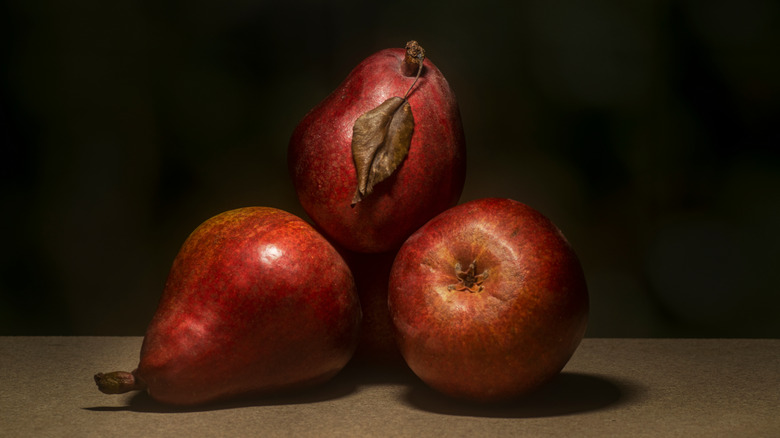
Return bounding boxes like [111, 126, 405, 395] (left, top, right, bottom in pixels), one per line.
[95, 207, 361, 406]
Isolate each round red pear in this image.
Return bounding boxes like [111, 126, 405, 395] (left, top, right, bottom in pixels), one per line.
[388, 198, 589, 402]
[95, 207, 361, 405]
[288, 41, 466, 253]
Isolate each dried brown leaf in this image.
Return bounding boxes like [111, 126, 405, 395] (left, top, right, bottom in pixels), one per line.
[350, 96, 414, 206]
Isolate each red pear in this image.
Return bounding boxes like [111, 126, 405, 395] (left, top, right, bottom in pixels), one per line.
[342, 250, 404, 366]
[95, 207, 361, 406]
[388, 198, 589, 402]
[288, 41, 466, 253]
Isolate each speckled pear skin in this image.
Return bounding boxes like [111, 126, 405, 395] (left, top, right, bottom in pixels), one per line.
[389, 198, 589, 402]
[288, 43, 466, 254]
[136, 207, 361, 405]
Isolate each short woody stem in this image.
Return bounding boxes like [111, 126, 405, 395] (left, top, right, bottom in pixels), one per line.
[94, 370, 146, 394]
[401, 40, 425, 77]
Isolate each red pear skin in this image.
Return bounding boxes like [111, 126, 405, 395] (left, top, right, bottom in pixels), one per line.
[288, 42, 466, 253]
[388, 198, 589, 403]
[342, 250, 405, 367]
[96, 207, 361, 406]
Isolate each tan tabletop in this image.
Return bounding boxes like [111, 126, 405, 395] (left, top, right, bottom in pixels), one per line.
[1, 337, 777, 437]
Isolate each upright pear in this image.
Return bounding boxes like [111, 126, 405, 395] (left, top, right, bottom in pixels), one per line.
[288, 41, 466, 253]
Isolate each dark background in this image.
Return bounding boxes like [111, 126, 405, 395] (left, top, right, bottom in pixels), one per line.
[2, 1, 778, 337]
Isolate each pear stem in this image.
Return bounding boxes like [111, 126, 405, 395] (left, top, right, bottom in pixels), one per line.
[401, 40, 425, 100]
[94, 370, 147, 394]
[401, 41, 425, 76]
[403, 59, 424, 100]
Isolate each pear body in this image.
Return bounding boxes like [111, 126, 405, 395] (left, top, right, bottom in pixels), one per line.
[288, 45, 466, 253]
[137, 207, 361, 405]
